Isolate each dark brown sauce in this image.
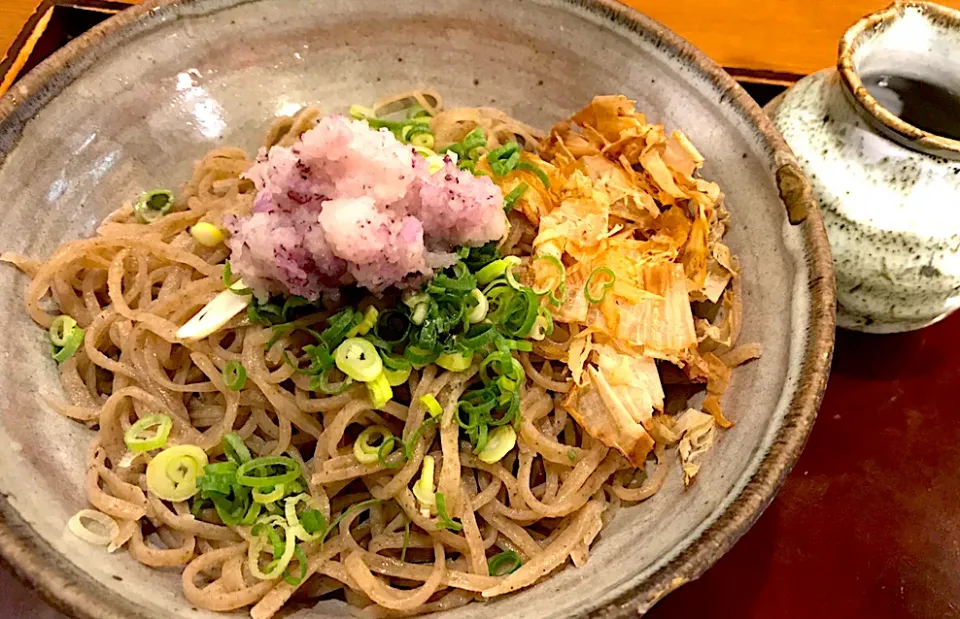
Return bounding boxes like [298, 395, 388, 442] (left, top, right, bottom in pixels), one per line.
[861, 73, 960, 142]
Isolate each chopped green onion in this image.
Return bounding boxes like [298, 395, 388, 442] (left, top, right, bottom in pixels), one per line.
[366, 371, 392, 409]
[221, 432, 252, 466]
[467, 289, 488, 323]
[411, 302, 429, 326]
[404, 345, 439, 368]
[434, 492, 463, 532]
[252, 484, 286, 504]
[477, 425, 517, 464]
[401, 519, 411, 562]
[319, 308, 362, 350]
[504, 260, 524, 291]
[236, 456, 301, 489]
[383, 363, 412, 387]
[221, 261, 252, 295]
[411, 133, 435, 149]
[123, 414, 173, 452]
[283, 545, 309, 586]
[420, 394, 443, 419]
[515, 161, 551, 188]
[284, 493, 327, 541]
[503, 183, 528, 213]
[49, 315, 85, 364]
[412, 455, 437, 517]
[460, 323, 500, 350]
[134, 189, 174, 224]
[310, 368, 354, 395]
[487, 141, 521, 177]
[247, 517, 296, 580]
[488, 550, 522, 576]
[529, 313, 552, 341]
[280, 296, 310, 321]
[334, 338, 383, 382]
[462, 242, 501, 272]
[402, 418, 437, 461]
[377, 435, 404, 469]
[146, 445, 208, 502]
[440, 128, 487, 166]
[476, 256, 521, 286]
[436, 351, 473, 372]
[585, 267, 616, 303]
[353, 426, 393, 465]
[402, 292, 430, 309]
[531, 254, 567, 305]
[567, 449, 578, 462]
[197, 462, 239, 495]
[49, 315, 76, 347]
[346, 306, 379, 338]
[222, 360, 247, 391]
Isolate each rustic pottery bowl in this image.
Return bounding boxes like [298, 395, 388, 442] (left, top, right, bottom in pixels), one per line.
[768, 1, 960, 333]
[0, 0, 834, 617]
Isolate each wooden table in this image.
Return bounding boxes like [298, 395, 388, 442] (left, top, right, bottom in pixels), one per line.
[4, 1, 960, 618]
[4, 0, 960, 82]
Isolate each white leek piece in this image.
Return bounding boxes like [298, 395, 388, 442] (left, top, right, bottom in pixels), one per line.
[176, 280, 251, 341]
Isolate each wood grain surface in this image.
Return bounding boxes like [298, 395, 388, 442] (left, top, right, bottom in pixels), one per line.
[2, 0, 960, 78]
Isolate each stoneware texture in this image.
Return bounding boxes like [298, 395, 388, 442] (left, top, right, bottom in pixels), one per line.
[0, 0, 835, 617]
[768, 1, 960, 334]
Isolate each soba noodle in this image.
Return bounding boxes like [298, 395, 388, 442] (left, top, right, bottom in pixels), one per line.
[2, 89, 755, 617]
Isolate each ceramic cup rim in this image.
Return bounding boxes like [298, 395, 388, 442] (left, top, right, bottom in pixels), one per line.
[0, 0, 836, 617]
[838, 0, 960, 159]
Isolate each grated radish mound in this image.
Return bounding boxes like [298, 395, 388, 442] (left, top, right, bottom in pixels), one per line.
[224, 116, 505, 300]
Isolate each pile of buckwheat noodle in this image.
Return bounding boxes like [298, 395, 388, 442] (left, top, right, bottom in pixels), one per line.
[2, 88, 759, 618]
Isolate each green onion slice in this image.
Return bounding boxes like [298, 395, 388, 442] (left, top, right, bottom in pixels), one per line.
[146, 445, 208, 502]
[531, 254, 566, 302]
[401, 519, 411, 562]
[476, 256, 520, 286]
[123, 414, 173, 452]
[236, 456, 301, 488]
[283, 545, 309, 586]
[487, 142, 521, 177]
[223, 433, 252, 465]
[503, 183, 528, 213]
[436, 351, 473, 372]
[585, 267, 616, 303]
[488, 550, 522, 576]
[334, 338, 383, 382]
[366, 371, 393, 410]
[134, 189, 175, 224]
[515, 161, 550, 188]
[49, 315, 76, 347]
[434, 492, 463, 532]
[420, 394, 443, 419]
[252, 484, 286, 504]
[354, 426, 393, 465]
[222, 360, 247, 391]
[248, 518, 296, 580]
[284, 493, 327, 542]
[49, 316, 85, 364]
[310, 368, 354, 395]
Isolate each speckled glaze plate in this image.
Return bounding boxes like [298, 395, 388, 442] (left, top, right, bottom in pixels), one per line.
[0, 1, 835, 617]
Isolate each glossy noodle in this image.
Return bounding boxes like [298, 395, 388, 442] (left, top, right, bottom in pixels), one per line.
[2, 89, 758, 617]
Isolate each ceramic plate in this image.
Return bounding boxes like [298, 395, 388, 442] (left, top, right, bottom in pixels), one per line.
[0, 0, 835, 617]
